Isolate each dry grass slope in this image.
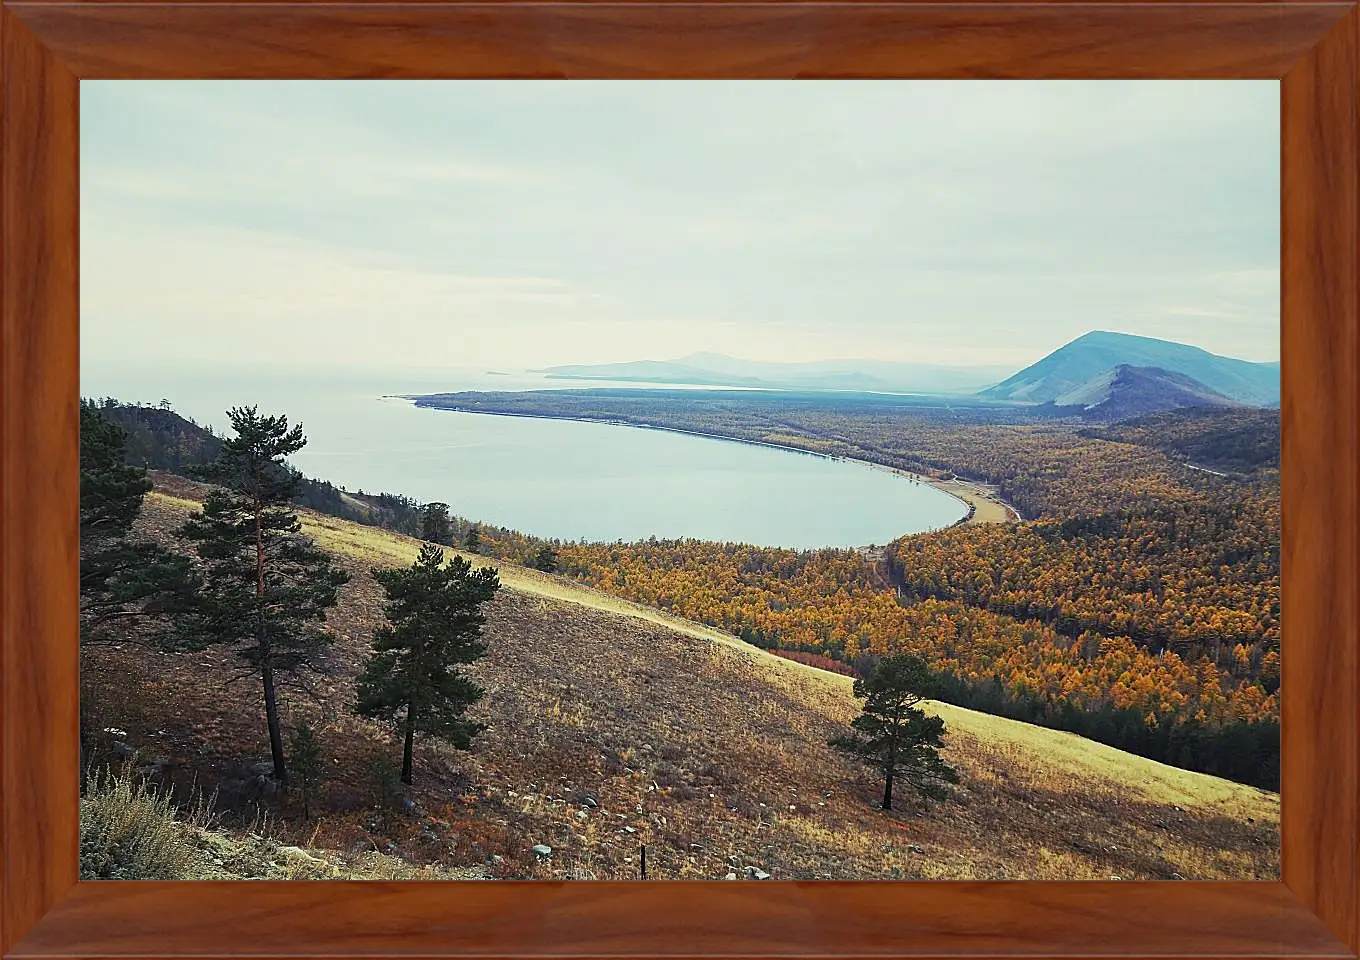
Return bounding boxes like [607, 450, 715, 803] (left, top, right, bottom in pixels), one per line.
[79, 477, 1278, 881]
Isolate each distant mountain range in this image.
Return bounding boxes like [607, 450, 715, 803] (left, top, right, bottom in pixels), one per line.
[537, 352, 1013, 396]
[537, 331, 1280, 421]
[979, 331, 1279, 408]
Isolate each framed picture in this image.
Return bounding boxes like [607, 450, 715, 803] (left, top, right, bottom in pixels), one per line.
[1, 2, 1356, 959]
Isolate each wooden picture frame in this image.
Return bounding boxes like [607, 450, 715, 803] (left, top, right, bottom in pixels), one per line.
[1, 3, 1355, 958]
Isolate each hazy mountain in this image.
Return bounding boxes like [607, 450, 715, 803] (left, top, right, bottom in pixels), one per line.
[979, 331, 1280, 407]
[1053, 364, 1245, 421]
[537, 353, 1013, 395]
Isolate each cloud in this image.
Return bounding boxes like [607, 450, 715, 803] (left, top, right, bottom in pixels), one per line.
[81, 81, 1280, 368]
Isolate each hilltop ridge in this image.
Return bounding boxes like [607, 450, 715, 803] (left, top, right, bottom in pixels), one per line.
[980, 331, 1279, 407]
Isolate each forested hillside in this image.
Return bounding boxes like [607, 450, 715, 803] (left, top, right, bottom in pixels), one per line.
[81, 475, 1280, 881]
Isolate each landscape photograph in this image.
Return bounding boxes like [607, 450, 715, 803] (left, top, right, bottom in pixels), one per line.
[79, 80, 1280, 881]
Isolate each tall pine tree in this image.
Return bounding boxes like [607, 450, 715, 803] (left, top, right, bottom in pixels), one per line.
[176, 406, 349, 783]
[830, 653, 959, 810]
[355, 543, 500, 785]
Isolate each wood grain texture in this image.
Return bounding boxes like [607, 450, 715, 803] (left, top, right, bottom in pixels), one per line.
[0, 3, 80, 956]
[1281, 4, 1360, 952]
[7, 880, 1354, 958]
[4, 3, 1350, 80]
[0, 1, 1357, 959]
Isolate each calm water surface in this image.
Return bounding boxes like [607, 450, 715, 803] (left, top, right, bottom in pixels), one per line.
[81, 361, 968, 549]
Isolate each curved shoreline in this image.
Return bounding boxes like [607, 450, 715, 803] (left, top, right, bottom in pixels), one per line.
[399, 397, 1022, 529]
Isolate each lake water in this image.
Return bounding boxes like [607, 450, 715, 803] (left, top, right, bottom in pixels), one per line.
[80, 360, 968, 549]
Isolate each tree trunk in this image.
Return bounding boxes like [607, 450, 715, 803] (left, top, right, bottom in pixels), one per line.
[881, 765, 894, 811]
[401, 700, 416, 785]
[263, 664, 287, 783]
[255, 504, 288, 782]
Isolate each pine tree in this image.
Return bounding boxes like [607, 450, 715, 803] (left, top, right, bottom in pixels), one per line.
[79, 401, 200, 648]
[464, 525, 481, 554]
[290, 721, 325, 820]
[529, 544, 557, 573]
[176, 406, 349, 784]
[355, 543, 500, 785]
[830, 653, 959, 810]
[420, 502, 453, 545]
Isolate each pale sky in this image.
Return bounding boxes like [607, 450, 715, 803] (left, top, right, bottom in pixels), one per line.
[81, 81, 1280, 371]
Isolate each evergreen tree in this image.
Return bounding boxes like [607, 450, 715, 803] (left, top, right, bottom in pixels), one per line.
[830, 653, 959, 810]
[464, 525, 481, 554]
[529, 543, 557, 573]
[355, 543, 500, 785]
[290, 721, 325, 820]
[420, 502, 453, 545]
[79, 402, 200, 647]
[176, 406, 349, 784]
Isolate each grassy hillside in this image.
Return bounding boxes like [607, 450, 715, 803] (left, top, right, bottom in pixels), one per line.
[80, 474, 1279, 881]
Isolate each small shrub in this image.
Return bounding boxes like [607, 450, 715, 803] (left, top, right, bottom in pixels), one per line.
[369, 753, 405, 806]
[79, 765, 211, 880]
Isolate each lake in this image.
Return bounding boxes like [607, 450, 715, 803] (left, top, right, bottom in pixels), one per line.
[80, 360, 968, 549]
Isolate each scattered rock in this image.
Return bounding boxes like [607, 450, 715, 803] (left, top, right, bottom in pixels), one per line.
[580, 795, 599, 808]
[623, 826, 637, 834]
[909, 844, 924, 855]
[745, 866, 771, 880]
[727, 855, 742, 867]
[576, 810, 589, 821]
[532, 844, 553, 859]
[277, 845, 325, 865]
[724, 872, 738, 880]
